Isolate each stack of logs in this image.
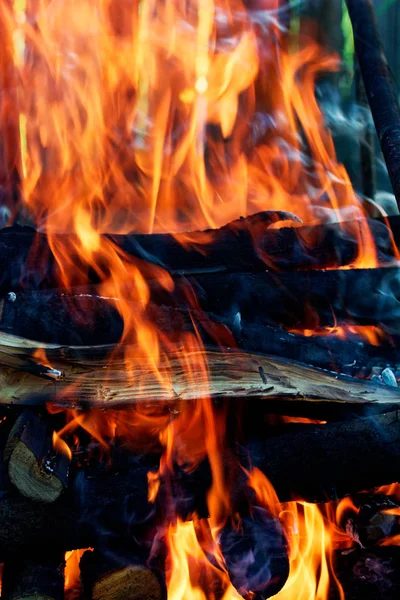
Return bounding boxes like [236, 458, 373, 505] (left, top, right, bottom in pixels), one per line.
[0, 211, 400, 597]
[2, 408, 400, 599]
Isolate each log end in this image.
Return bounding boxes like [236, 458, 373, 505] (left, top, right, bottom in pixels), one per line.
[8, 440, 65, 503]
[92, 565, 163, 600]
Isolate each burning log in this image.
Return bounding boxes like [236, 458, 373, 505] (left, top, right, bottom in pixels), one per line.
[2, 554, 65, 600]
[0, 341, 398, 407]
[1, 284, 400, 383]
[4, 410, 70, 503]
[0, 213, 399, 293]
[80, 549, 164, 600]
[337, 493, 400, 547]
[2, 262, 400, 345]
[248, 413, 400, 502]
[0, 414, 399, 561]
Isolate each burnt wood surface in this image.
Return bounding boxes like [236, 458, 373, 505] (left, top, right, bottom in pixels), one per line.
[1, 262, 400, 345]
[1, 274, 400, 347]
[0, 213, 399, 294]
[247, 412, 400, 502]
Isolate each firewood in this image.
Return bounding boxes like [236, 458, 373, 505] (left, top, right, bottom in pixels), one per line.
[2, 554, 65, 600]
[337, 493, 400, 547]
[2, 264, 400, 345]
[80, 549, 164, 600]
[248, 413, 400, 503]
[0, 414, 399, 560]
[0, 213, 398, 294]
[0, 337, 398, 407]
[4, 410, 70, 502]
[1, 286, 400, 387]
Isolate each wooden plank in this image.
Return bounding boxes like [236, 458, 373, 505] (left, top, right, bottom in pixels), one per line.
[0, 334, 399, 406]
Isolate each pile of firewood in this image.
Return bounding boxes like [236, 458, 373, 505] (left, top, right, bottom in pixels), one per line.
[0, 212, 400, 597]
[1, 407, 400, 599]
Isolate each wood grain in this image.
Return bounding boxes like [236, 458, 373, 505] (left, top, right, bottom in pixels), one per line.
[0, 333, 398, 406]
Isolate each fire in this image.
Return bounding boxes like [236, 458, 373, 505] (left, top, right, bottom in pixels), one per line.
[289, 324, 389, 346]
[3, 0, 390, 245]
[52, 429, 72, 460]
[166, 519, 242, 600]
[2, 0, 399, 598]
[65, 549, 90, 594]
[248, 468, 346, 600]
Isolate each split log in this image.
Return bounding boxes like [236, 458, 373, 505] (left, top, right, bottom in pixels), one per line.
[1, 286, 400, 382]
[0, 414, 400, 560]
[0, 338, 399, 406]
[2, 268, 400, 345]
[2, 554, 65, 600]
[0, 213, 399, 293]
[80, 549, 164, 600]
[4, 410, 70, 502]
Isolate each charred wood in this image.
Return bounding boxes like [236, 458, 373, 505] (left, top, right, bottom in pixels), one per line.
[1, 264, 400, 349]
[4, 410, 70, 503]
[219, 508, 289, 599]
[0, 415, 399, 560]
[2, 554, 65, 600]
[332, 546, 400, 600]
[0, 213, 399, 292]
[336, 492, 400, 548]
[248, 413, 400, 502]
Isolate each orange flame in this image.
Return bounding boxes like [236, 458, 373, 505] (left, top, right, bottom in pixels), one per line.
[248, 467, 346, 600]
[290, 324, 389, 347]
[65, 549, 91, 592]
[52, 430, 72, 461]
[166, 519, 241, 600]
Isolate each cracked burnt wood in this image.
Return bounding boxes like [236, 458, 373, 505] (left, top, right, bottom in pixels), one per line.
[0, 335, 399, 406]
[0, 213, 399, 293]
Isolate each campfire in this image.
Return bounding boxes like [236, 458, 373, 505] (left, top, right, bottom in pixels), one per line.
[0, 0, 400, 599]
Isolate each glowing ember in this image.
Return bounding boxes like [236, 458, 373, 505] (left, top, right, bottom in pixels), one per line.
[289, 324, 389, 346]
